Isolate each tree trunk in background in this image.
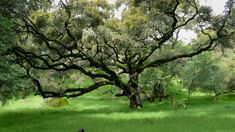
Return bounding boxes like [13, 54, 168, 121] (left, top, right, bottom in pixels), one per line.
[151, 81, 164, 101]
[187, 86, 191, 101]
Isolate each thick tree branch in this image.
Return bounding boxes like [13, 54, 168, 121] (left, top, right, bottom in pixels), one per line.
[143, 38, 216, 68]
[10, 47, 111, 80]
[32, 73, 112, 98]
[137, 0, 182, 67]
[19, 63, 113, 98]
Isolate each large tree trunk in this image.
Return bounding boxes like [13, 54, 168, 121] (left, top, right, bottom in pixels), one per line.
[129, 86, 142, 109]
[129, 94, 142, 109]
[128, 72, 143, 109]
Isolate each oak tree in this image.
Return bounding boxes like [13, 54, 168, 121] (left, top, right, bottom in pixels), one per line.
[4, 0, 235, 108]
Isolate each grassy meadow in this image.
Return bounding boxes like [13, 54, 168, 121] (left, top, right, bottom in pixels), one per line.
[1, 87, 235, 132]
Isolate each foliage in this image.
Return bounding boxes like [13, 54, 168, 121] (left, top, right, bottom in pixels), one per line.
[218, 49, 235, 92]
[181, 52, 223, 94]
[139, 61, 182, 92]
[0, 15, 32, 105]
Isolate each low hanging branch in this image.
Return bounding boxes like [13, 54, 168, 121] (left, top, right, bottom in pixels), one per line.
[25, 68, 113, 98]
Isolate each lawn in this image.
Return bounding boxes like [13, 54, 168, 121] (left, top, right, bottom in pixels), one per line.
[1, 90, 235, 132]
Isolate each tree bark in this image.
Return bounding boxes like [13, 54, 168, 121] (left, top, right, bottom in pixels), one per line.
[187, 84, 192, 101]
[128, 72, 143, 109]
[129, 92, 142, 109]
[151, 81, 164, 101]
[187, 87, 191, 101]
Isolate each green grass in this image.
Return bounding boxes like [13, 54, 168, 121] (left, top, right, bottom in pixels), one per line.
[1, 91, 235, 132]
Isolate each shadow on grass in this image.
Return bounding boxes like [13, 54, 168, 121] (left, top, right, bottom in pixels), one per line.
[1, 108, 235, 132]
[0, 94, 235, 132]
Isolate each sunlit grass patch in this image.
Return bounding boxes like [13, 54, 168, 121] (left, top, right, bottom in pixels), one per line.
[0, 93, 235, 132]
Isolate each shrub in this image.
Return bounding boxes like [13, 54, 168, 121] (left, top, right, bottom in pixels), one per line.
[43, 97, 69, 107]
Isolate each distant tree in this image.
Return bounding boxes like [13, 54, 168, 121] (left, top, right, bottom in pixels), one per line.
[181, 52, 223, 100]
[3, 0, 235, 108]
[139, 57, 185, 102]
[210, 49, 235, 100]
